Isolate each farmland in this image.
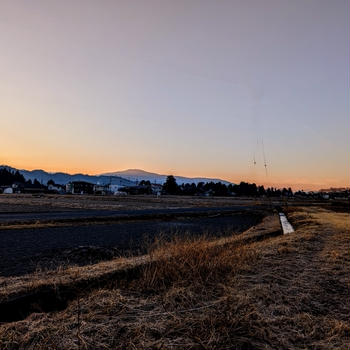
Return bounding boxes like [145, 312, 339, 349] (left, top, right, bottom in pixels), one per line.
[0, 194, 349, 349]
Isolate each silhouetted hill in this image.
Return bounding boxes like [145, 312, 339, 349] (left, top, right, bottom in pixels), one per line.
[102, 169, 233, 185]
[0, 166, 135, 186]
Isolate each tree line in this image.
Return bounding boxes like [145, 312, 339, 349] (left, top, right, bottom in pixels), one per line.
[162, 175, 293, 197]
[0, 168, 44, 187]
[1, 169, 295, 197]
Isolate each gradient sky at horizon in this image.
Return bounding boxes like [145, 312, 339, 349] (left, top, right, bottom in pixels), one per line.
[1, 0, 349, 190]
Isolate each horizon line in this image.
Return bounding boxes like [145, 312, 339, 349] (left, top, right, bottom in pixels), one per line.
[2, 163, 349, 192]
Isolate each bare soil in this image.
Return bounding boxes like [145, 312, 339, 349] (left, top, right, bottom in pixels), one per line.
[0, 212, 263, 277]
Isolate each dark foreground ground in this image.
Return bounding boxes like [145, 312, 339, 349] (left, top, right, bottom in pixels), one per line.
[0, 205, 258, 224]
[0, 195, 267, 276]
[0, 211, 263, 277]
[0, 205, 348, 349]
[1, 194, 348, 278]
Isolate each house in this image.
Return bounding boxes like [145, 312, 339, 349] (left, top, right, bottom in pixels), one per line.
[48, 184, 65, 194]
[3, 187, 13, 194]
[118, 185, 152, 195]
[12, 182, 46, 194]
[108, 184, 122, 194]
[93, 184, 110, 195]
[151, 183, 162, 196]
[66, 181, 94, 194]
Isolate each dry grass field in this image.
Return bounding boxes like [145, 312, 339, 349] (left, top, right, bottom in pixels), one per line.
[0, 206, 349, 349]
[0, 194, 260, 212]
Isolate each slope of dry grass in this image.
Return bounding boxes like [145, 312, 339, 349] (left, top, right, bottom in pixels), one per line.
[0, 207, 349, 349]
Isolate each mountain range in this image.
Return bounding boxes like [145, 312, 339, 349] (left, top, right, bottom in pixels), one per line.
[0, 166, 134, 186]
[1, 166, 233, 186]
[101, 169, 232, 185]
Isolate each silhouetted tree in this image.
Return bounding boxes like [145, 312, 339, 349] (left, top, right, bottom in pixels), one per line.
[138, 180, 152, 194]
[162, 175, 179, 195]
[258, 185, 266, 196]
[0, 168, 25, 185]
[139, 180, 151, 186]
[33, 179, 41, 186]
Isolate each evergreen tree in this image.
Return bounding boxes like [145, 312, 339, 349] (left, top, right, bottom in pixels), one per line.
[0, 168, 25, 185]
[162, 175, 179, 195]
[33, 179, 41, 186]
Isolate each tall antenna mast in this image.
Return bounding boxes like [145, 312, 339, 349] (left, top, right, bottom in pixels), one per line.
[261, 138, 268, 176]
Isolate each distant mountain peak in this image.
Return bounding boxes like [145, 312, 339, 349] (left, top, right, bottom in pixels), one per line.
[1, 165, 233, 186]
[0, 165, 136, 186]
[101, 169, 233, 185]
[119, 169, 156, 175]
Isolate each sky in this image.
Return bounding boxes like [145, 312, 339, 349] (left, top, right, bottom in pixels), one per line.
[1, 0, 349, 190]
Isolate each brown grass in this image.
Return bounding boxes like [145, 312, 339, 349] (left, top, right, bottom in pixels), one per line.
[0, 236, 258, 349]
[0, 215, 278, 303]
[0, 207, 349, 349]
[0, 193, 258, 212]
[138, 234, 256, 291]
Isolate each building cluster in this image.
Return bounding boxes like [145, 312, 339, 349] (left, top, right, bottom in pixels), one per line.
[65, 181, 162, 195]
[1, 180, 162, 196]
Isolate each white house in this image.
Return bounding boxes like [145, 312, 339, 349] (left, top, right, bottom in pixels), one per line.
[109, 184, 122, 194]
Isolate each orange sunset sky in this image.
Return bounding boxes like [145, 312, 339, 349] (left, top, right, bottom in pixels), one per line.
[1, 0, 349, 191]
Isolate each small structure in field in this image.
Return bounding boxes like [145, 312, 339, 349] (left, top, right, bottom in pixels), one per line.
[108, 184, 122, 195]
[93, 184, 111, 195]
[66, 181, 94, 194]
[118, 185, 152, 195]
[47, 184, 65, 194]
[12, 182, 46, 194]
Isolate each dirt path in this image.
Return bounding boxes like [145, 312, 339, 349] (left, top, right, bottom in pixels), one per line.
[229, 207, 350, 349]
